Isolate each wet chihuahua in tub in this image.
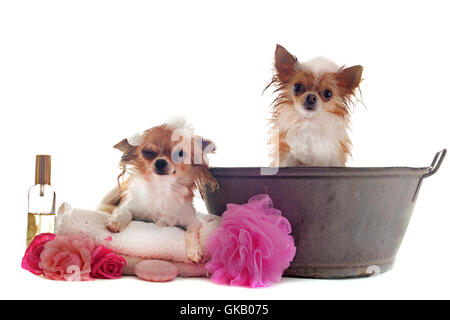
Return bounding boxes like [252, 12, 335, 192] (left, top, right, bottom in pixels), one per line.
[267, 44, 363, 167]
[98, 119, 217, 263]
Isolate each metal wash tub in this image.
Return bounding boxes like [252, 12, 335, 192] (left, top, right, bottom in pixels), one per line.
[204, 150, 446, 278]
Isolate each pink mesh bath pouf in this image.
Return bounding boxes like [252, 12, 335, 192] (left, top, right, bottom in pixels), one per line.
[205, 194, 296, 288]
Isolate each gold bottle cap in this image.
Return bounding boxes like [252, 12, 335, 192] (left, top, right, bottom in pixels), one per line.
[35, 155, 51, 185]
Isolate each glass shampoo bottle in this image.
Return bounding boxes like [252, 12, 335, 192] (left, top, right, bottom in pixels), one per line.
[26, 155, 56, 247]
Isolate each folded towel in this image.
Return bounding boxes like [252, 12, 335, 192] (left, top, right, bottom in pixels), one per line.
[55, 203, 221, 277]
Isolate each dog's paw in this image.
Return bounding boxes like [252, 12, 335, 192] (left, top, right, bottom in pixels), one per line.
[186, 241, 204, 263]
[107, 208, 132, 233]
[106, 221, 121, 233]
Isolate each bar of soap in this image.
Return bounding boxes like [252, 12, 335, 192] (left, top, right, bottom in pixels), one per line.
[134, 260, 178, 282]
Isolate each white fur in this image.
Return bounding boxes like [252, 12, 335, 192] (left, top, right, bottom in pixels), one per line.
[276, 105, 349, 166]
[120, 175, 193, 227]
[107, 173, 204, 262]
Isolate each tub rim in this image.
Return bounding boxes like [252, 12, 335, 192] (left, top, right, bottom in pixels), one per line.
[208, 149, 446, 179]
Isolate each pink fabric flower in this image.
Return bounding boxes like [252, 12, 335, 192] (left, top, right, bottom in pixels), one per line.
[21, 233, 56, 275]
[90, 246, 126, 279]
[39, 234, 96, 281]
[206, 194, 296, 288]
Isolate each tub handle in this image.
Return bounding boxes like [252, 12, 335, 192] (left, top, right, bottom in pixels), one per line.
[423, 149, 447, 178]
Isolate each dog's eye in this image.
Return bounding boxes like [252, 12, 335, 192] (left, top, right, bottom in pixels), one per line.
[293, 83, 304, 94]
[142, 150, 157, 159]
[323, 89, 333, 100]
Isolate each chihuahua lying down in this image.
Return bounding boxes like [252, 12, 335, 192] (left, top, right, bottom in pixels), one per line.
[98, 119, 218, 263]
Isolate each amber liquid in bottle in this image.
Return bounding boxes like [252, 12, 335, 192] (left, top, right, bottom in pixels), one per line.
[26, 155, 56, 247]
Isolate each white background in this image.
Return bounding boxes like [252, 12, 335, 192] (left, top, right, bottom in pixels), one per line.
[0, 0, 449, 299]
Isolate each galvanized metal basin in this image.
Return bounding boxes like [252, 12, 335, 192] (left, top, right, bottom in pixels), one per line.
[204, 150, 446, 278]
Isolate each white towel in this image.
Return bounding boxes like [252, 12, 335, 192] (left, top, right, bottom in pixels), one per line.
[55, 203, 221, 277]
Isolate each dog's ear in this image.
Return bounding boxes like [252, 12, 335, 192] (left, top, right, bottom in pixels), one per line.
[336, 65, 363, 95]
[192, 136, 215, 166]
[201, 138, 216, 154]
[114, 138, 140, 164]
[114, 130, 146, 152]
[274, 44, 298, 82]
[113, 139, 132, 152]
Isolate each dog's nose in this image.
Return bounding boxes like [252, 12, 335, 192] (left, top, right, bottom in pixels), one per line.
[155, 159, 168, 171]
[306, 93, 317, 105]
